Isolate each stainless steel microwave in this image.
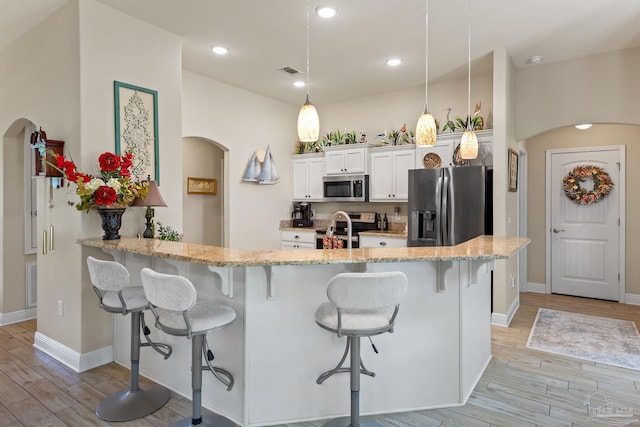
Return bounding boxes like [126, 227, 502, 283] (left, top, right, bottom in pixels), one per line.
[322, 175, 369, 202]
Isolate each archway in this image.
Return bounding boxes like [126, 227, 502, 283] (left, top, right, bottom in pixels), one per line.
[520, 123, 639, 299]
[1, 118, 39, 324]
[182, 136, 228, 246]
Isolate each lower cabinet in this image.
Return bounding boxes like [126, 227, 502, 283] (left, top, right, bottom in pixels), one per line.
[280, 230, 316, 250]
[359, 234, 407, 248]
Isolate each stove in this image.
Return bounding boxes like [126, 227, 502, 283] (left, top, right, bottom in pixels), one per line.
[315, 212, 377, 249]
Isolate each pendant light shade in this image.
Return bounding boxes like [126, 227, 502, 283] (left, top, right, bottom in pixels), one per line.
[460, 0, 478, 159]
[298, 95, 319, 142]
[416, 110, 437, 146]
[460, 130, 478, 159]
[297, 0, 319, 143]
[416, 0, 437, 146]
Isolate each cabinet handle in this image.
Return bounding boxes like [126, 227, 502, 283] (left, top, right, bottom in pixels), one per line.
[379, 241, 387, 246]
[294, 235, 300, 239]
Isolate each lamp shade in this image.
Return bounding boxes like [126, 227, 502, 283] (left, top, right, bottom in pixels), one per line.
[297, 95, 319, 143]
[131, 180, 167, 207]
[459, 130, 478, 159]
[416, 111, 437, 146]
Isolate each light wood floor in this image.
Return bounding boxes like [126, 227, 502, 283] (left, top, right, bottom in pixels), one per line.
[2, 293, 640, 426]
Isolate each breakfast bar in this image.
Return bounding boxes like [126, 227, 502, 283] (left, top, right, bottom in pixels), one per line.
[80, 236, 529, 427]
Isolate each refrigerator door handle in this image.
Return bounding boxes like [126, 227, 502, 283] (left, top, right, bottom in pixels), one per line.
[435, 175, 443, 246]
[441, 174, 449, 246]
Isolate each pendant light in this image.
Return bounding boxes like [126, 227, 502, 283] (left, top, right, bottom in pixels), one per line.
[297, 0, 319, 143]
[416, 0, 437, 146]
[460, 0, 478, 159]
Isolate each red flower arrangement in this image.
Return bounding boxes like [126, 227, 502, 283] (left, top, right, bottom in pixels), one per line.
[53, 151, 148, 211]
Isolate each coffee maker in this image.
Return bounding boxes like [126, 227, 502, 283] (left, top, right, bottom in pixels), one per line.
[292, 202, 313, 227]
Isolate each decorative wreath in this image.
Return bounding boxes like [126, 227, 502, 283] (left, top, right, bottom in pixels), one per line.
[562, 165, 614, 205]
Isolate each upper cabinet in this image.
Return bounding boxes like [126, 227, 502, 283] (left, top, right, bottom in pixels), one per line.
[369, 146, 415, 202]
[324, 145, 368, 175]
[289, 131, 492, 202]
[291, 153, 325, 201]
[415, 130, 493, 170]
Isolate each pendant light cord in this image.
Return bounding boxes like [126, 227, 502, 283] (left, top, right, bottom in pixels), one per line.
[425, 0, 429, 110]
[467, 0, 472, 130]
[306, 0, 310, 99]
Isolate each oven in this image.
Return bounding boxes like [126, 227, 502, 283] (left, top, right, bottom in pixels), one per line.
[315, 233, 359, 249]
[314, 211, 377, 249]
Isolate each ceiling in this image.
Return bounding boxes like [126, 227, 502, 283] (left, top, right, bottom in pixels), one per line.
[2, 0, 640, 105]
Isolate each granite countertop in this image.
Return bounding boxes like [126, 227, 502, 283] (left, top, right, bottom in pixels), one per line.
[279, 227, 407, 237]
[279, 220, 407, 237]
[359, 230, 407, 238]
[79, 235, 530, 267]
[280, 226, 317, 232]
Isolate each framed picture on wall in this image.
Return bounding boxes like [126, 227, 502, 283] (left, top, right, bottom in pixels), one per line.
[508, 148, 519, 192]
[187, 177, 217, 195]
[114, 81, 160, 184]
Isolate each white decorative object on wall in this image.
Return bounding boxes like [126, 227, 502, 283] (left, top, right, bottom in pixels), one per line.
[243, 145, 279, 185]
[114, 81, 160, 183]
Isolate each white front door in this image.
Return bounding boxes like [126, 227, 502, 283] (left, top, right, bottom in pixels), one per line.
[548, 147, 622, 301]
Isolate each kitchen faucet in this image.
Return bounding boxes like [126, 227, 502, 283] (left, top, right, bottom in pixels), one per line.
[326, 210, 352, 249]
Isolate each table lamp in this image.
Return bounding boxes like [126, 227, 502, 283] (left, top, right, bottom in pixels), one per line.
[131, 176, 167, 238]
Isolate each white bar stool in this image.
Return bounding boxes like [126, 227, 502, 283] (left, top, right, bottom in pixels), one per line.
[140, 267, 237, 427]
[315, 271, 408, 427]
[86, 256, 172, 422]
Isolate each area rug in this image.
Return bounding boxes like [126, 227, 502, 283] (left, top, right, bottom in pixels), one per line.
[526, 308, 640, 370]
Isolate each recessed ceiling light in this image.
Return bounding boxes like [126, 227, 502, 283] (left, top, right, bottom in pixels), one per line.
[526, 55, 542, 65]
[293, 80, 306, 88]
[211, 46, 229, 55]
[386, 58, 402, 67]
[315, 5, 338, 18]
[575, 124, 592, 130]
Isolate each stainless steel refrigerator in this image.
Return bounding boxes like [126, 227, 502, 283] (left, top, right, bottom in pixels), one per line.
[408, 166, 488, 247]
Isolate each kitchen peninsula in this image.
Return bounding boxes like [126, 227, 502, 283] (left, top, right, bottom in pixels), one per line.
[80, 235, 529, 427]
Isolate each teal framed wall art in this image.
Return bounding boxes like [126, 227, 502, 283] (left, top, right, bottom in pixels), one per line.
[114, 81, 160, 184]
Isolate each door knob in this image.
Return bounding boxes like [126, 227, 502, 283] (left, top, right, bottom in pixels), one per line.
[553, 228, 565, 233]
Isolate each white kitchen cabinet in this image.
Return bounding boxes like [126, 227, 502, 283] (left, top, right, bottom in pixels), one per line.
[324, 145, 367, 175]
[359, 234, 407, 248]
[280, 230, 316, 250]
[416, 130, 493, 169]
[416, 140, 454, 169]
[291, 154, 324, 201]
[369, 147, 415, 201]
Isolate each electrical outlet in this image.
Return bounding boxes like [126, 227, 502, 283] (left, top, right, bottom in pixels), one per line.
[57, 300, 63, 316]
[510, 276, 516, 288]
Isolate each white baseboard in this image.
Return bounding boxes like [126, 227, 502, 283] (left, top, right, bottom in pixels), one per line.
[525, 282, 547, 294]
[491, 294, 520, 327]
[624, 293, 640, 306]
[34, 332, 112, 373]
[0, 308, 37, 326]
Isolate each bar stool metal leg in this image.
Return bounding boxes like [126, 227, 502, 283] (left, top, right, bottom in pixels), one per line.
[317, 337, 375, 384]
[141, 312, 172, 359]
[202, 335, 234, 391]
[96, 311, 171, 422]
[322, 337, 383, 427]
[172, 334, 236, 427]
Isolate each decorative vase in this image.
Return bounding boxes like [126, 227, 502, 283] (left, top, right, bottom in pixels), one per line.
[96, 207, 126, 240]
